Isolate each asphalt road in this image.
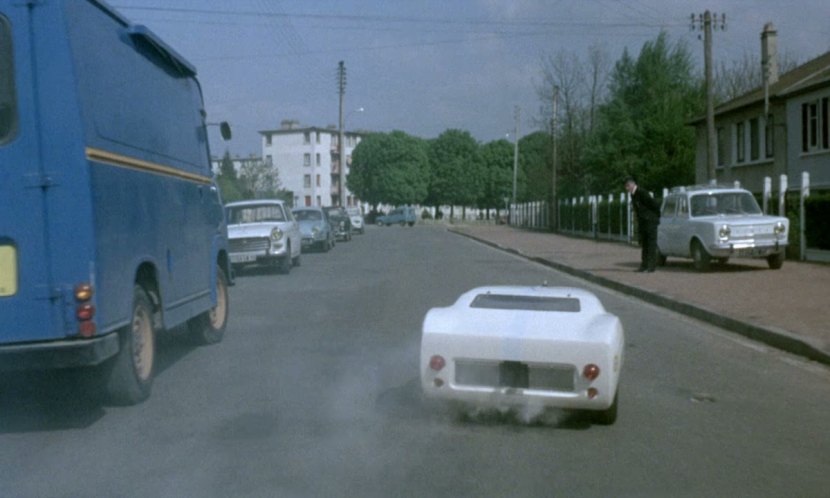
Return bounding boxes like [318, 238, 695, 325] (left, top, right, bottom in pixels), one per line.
[1, 225, 828, 497]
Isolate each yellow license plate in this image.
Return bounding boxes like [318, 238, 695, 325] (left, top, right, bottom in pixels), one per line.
[0, 245, 18, 297]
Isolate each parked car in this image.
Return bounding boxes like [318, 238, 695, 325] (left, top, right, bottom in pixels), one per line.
[225, 200, 302, 273]
[421, 285, 624, 425]
[377, 206, 417, 226]
[323, 206, 352, 241]
[657, 185, 789, 271]
[293, 206, 335, 252]
[346, 207, 365, 234]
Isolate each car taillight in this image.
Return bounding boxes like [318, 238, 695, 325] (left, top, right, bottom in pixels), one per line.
[75, 283, 96, 337]
[583, 364, 600, 380]
[429, 355, 446, 371]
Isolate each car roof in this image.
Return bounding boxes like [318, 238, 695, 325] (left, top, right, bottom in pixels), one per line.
[669, 185, 749, 196]
[225, 199, 286, 207]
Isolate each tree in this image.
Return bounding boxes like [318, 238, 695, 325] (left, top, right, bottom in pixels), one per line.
[238, 158, 281, 199]
[216, 151, 243, 202]
[715, 50, 800, 102]
[583, 32, 702, 193]
[348, 130, 430, 209]
[427, 129, 483, 218]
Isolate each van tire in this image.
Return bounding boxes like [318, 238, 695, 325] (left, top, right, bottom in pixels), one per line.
[105, 285, 156, 405]
[188, 266, 229, 345]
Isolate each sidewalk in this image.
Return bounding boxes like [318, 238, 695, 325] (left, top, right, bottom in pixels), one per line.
[449, 224, 830, 366]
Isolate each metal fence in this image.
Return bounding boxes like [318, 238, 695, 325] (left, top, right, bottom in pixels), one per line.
[510, 172, 827, 262]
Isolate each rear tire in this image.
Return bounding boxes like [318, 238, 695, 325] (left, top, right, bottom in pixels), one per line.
[692, 240, 711, 272]
[105, 285, 156, 405]
[592, 390, 618, 425]
[188, 266, 229, 345]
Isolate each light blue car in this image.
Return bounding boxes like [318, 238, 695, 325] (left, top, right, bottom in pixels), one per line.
[377, 207, 417, 227]
[293, 207, 335, 252]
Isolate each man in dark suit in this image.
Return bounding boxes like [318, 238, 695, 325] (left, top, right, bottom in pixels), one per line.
[625, 177, 662, 272]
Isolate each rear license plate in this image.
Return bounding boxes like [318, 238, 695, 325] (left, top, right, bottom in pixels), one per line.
[230, 253, 258, 263]
[0, 245, 18, 297]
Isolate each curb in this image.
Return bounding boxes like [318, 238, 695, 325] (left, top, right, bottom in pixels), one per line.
[450, 228, 830, 367]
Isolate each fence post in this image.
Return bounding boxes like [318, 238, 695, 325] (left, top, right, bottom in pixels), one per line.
[779, 174, 787, 217]
[763, 176, 771, 214]
[619, 192, 625, 241]
[801, 172, 810, 261]
[626, 191, 632, 243]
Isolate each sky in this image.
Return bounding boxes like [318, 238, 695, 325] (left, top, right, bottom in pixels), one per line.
[109, 1, 830, 159]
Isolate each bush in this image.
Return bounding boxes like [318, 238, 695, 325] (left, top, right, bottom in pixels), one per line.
[421, 208, 433, 220]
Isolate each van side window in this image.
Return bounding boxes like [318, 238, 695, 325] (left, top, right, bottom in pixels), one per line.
[0, 15, 18, 145]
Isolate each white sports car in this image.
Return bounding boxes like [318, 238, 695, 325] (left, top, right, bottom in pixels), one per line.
[421, 286, 624, 425]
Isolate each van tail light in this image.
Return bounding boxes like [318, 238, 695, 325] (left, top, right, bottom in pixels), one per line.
[74, 283, 96, 337]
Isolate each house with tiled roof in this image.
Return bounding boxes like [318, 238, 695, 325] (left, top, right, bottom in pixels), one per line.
[690, 23, 830, 194]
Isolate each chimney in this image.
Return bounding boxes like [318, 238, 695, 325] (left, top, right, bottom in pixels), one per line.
[761, 22, 778, 86]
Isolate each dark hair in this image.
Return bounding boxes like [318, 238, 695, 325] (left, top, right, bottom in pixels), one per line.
[623, 176, 636, 185]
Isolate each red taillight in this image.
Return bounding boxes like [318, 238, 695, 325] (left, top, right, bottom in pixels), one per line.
[78, 321, 97, 337]
[429, 355, 446, 371]
[583, 364, 601, 381]
[76, 303, 95, 321]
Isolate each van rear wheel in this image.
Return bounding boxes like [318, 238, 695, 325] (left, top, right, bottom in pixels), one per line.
[188, 266, 229, 345]
[105, 285, 155, 405]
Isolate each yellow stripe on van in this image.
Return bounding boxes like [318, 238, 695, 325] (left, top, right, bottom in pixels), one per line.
[0, 245, 18, 297]
[85, 147, 213, 185]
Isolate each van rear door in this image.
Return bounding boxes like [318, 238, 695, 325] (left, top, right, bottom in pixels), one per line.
[0, 7, 58, 343]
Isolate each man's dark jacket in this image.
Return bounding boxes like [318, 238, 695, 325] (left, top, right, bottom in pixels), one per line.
[631, 188, 661, 225]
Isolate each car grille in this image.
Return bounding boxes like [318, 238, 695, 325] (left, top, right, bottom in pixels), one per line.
[731, 224, 775, 237]
[455, 360, 575, 392]
[229, 237, 270, 253]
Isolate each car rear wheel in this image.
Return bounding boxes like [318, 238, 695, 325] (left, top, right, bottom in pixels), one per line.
[691, 240, 711, 272]
[105, 285, 156, 405]
[188, 265, 229, 345]
[592, 390, 619, 425]
[767, 252, 785, 269]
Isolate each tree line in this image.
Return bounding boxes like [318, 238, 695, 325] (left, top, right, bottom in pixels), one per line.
[348, 31, 798, 215]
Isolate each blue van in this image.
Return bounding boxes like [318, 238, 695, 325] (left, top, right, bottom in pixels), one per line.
[0, 0, 231, 404]
[376, 206, 417, 227]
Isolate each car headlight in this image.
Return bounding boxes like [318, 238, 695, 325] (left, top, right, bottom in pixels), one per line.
[312, 226, 320, 236]
[718, 224, 731, 241]
[774, 221, 786, 236]
[270, 227, 284, 241]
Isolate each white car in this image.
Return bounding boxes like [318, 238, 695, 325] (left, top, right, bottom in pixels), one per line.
[346, 207, 365, 234]
[421, 286, 623, 425]
[658, 185, 789, 271]
[225, 200, 302, 274]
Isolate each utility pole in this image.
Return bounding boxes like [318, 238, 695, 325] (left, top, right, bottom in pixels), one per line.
[550, 87, 559, 231]
[337, 60, 346, 207]
[691, 11, 726, 183]
[511, 106, 520, 225]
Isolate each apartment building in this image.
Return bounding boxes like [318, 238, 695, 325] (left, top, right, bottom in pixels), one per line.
[260, 120, 363, 208]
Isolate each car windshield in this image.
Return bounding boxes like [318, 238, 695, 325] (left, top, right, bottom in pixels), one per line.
[690, 192, 762, 217]
[470, 294, 581, 312]
[226, 204, 285, 224]
[294, 210, 322, 221]
[347, 208, 361, 216]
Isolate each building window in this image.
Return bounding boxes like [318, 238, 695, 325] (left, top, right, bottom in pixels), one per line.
[716, 127, 725, 166]
[303, 131, 310, 144]
[265, 134, 272, 146]
[316, 195, 321, 206]
[316, 174, 321, 187]
[765, 116, 774, 158]
[735, 122, 745, 163]
[304, 196, 311, 207]
[802, 98, 829, 153]
[304, 153, 311, 166]
[749, 118, 759, 161]
[316, 153, 321, 166]
[265, 154, 273, 165]
[316, 131, 321, 144]
[303, 174, 311, 188]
